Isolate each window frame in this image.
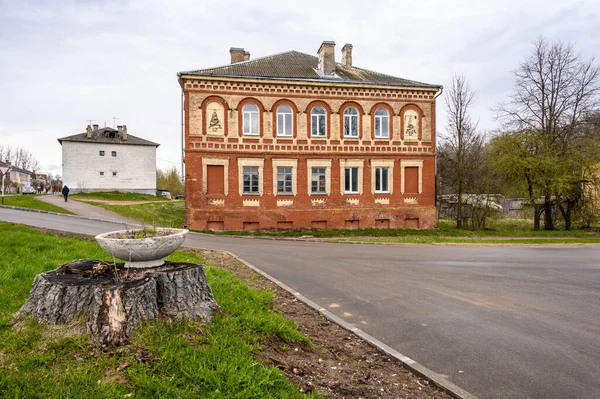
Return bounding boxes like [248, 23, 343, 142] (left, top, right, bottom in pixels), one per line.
[99, 171, 105, 177]
[311, 167, 327, 194]
[400, 159, 424, 194]
[111, 151, 117, 157]
[237, 158, 264, 196]
[242, 103, 260, 136]
[311, 106, 327, 137]
[112, 171, 117, 177]
[276, 105, 293, 137]
[344, 167, 359, 194]
[242, 166, 259, 195]
[343, 107, 359, 138]
[99, 150, 105, 156]
[374, 108, 390, 139]
[306, 159, 332, 196]
[374, 166, 390, 193]
[276, 166, 293, 194]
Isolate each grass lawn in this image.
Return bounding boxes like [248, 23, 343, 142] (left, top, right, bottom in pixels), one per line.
[0, 222, 316, 398]
[91, 201, 185, 228]
[70, 191, 169, 202]
[204, 218, 600, 244]
[0, 195, 73, 214]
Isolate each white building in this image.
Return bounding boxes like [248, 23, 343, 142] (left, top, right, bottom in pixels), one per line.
[58, 124, 159, 194]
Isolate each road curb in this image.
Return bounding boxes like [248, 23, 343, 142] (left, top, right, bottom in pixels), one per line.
[218, 249, 478, 399]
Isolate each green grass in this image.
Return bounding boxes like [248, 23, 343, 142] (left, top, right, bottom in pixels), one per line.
[199, 219, 600, 244]
[0, 222, 315, 398]
[0, 195, 73, 214]
[70, 191, 169, 202]
[91, 201, 185, 228]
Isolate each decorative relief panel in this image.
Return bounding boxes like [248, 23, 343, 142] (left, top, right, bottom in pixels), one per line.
[346, 198, 359, 205]
[210, 199, 225, 206]
[243, 199, 260, 207]
[206, 101, 225, 135]
[404, 197, 419, 204]
[404, 110, 419, 142]
[374, 198, 389, 205]
[277, 199, 294, 207]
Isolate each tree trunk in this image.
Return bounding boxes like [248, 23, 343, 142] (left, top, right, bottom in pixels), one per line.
[543, 193, 554, 230]
[15, 260, 219, 346]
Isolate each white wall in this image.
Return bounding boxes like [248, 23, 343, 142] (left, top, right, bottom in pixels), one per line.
[62, 141, 157, 194]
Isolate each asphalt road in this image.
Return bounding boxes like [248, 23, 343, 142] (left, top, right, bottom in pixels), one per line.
[2, 207, 599, 399]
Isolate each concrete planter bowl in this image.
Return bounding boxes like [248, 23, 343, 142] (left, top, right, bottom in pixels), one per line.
[95, 228, 189, 268]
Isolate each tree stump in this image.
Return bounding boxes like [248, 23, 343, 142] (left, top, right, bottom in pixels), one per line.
[15, 260, 220, 346]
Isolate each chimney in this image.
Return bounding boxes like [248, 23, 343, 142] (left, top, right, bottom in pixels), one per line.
[122, 125, 127, 141]
[230, 47, 247, 64]
[317, 41, 336, 75]
[93, 124, 99, 131]
[86, 124, 92, 139]
[341, 43, 353, 68]
[243, 51, 250, 61]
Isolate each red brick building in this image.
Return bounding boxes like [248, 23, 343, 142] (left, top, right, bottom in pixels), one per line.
[178, 41, 441, 231]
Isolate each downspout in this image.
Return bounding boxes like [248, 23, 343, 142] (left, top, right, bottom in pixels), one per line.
[180, 75, 185, 181]
[433, 86, 444, 225]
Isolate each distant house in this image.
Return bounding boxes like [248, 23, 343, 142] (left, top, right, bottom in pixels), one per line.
[0, 160, 33, 193]
[58, 124, 159, 194]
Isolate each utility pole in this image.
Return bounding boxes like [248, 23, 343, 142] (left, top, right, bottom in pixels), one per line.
[0, 166, 9, 205]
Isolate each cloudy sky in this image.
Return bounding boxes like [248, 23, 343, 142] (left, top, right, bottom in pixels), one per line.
[0, 0, 598, 176]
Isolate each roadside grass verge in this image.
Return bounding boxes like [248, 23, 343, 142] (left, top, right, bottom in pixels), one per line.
[0, 195, 73, 214]
[0, 222, 314, 398]
[200, 219, 600, 244]
[70, 191, 169, 202]
[89, 201, 185, 228]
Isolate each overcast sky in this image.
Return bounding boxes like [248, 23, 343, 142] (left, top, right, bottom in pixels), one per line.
[0, 0, 598, 176]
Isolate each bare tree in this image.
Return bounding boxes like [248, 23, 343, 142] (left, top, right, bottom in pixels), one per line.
[441, 74, 479, 228]
[0, 145, 40, 171]
[496, 38, 600, 230]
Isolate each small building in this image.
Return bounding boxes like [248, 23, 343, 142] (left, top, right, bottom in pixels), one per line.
[0, 160, 33, 193]
[178, 41, 442, 231]
[58, 125, 159, 194]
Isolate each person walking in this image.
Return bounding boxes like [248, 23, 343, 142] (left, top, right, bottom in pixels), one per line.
[61, 185, 70, 202]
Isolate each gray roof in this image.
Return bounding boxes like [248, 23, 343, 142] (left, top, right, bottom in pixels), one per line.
[58, 127, 159, 147]
[0, 160, 32, 175]
[179, 50, 440, 88]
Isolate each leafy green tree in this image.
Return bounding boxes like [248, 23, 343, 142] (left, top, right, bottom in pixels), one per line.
[156, 167, 184, 198]
[495, 38, 600, 230]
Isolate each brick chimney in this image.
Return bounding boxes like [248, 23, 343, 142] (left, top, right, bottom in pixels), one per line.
[122, 125, 128, 141]
[341, 43, 353, 68]
[230, 47, 248, 64]
[86, 124, 92, 139]
[93, 124, 99, 131]
[318, 41, 336, 75]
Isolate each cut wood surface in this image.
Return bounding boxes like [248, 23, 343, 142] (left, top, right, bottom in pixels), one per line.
[15, 260, 219, 345]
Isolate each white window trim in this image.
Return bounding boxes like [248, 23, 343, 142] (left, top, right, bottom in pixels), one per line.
[339, 159, 364, 195]
[374, 108, 390, 138]
[400, 159, 423, 194]
[272, 159, 298, 196]
[202, 157, 229, 195]
[370, 159, 395, 194]
[242, 104, 259, 136]
[311, 107, 327, 137]
[343, 108, 359, 138]
[238, 158, 264, 196]
[307, 159, 332, 196]
[276, 106, 293, 137]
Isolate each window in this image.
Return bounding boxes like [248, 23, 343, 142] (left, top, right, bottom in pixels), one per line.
[311, 167, 327, 194]
[111, 151, 117, 157]
[311, 106, 326, 137]
[343, 107, 359, 138]
[99, 171, 105, 176]
[375, 167, 389, 192]
[99, 151, 105, 156]
[112, 172, 117, 177]
[242, 103, 259, 135]
[277, 167, 293, 194]
[276, 105, 293, 136]
[243, 166, 259, 194]
[344, 167, 359, 193]
[374, 108, 389, 138]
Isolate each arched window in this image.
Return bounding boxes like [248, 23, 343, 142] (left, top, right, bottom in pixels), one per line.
[374, 108, 389, 138]
[276, 105, 293, 136]
[242, 103, 259, 135]
[311, 106, 326, 137]
[343, 107, 358, 138]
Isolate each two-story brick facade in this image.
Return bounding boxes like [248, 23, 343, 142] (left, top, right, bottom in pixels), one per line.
[178, 41, 441, 231]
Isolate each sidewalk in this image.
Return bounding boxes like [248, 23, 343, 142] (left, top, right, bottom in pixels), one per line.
[36, 194, 142, 226]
